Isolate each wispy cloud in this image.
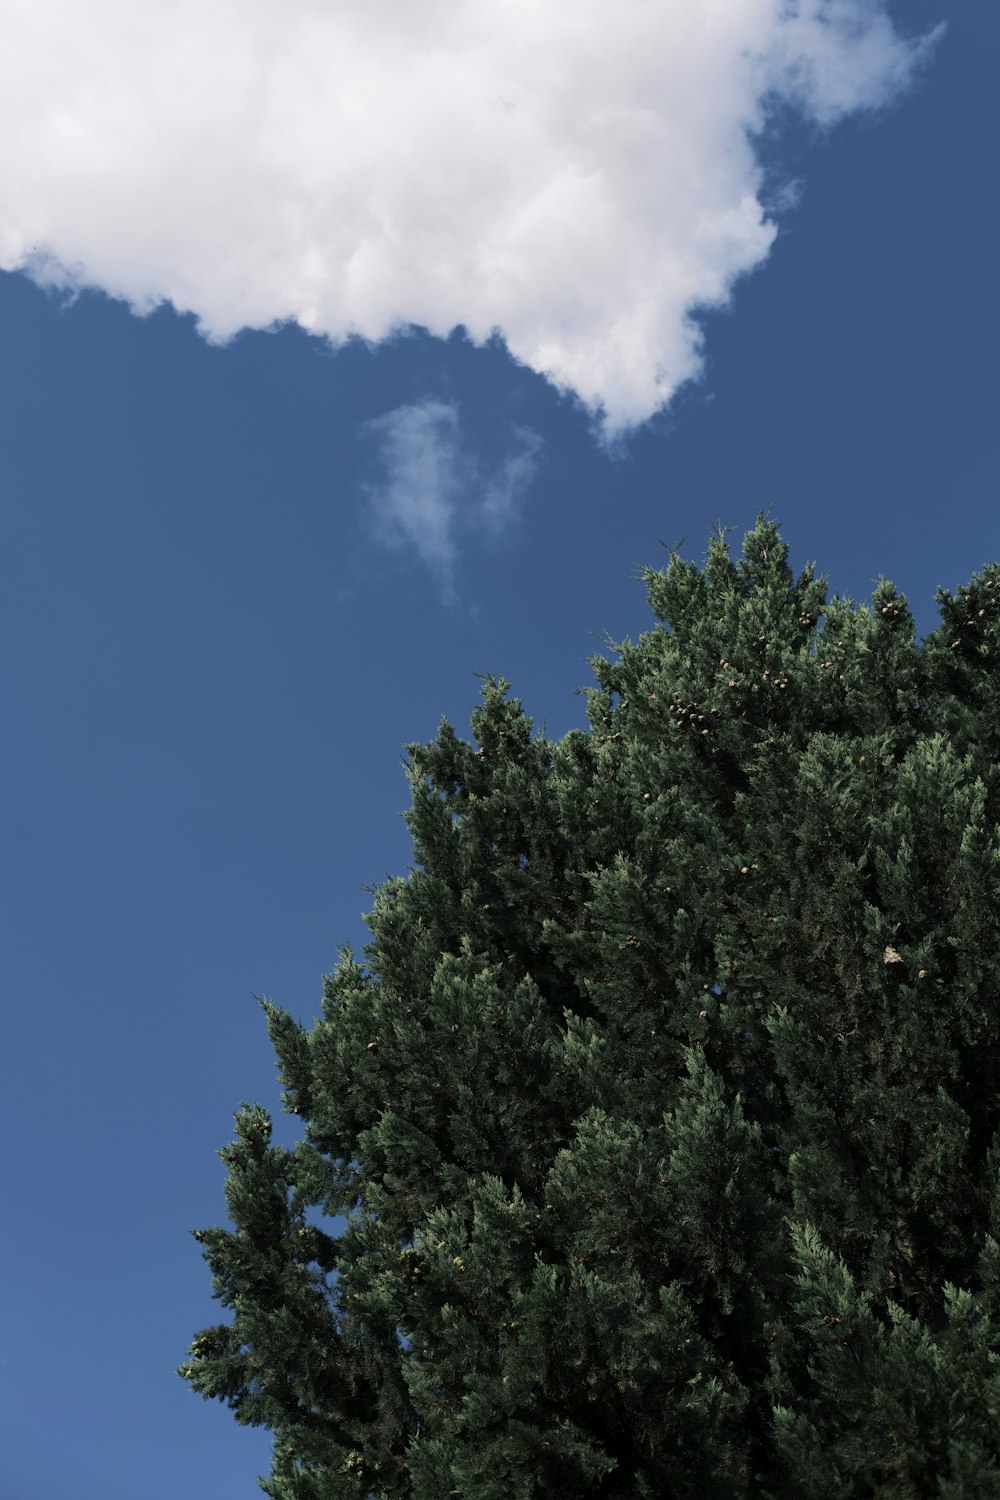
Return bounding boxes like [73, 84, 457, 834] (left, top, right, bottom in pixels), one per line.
[479, 428, 544, 535]
[358, 402, 541, 600]
[0, 2, 941, 437]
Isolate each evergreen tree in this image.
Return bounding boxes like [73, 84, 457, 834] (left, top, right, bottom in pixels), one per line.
[181, 517, 1000, 1497]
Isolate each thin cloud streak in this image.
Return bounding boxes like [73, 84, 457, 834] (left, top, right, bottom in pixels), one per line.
[0, 2, 941, 436]
[360, 402, 464, 585]
[480, 428, 544, 534]
[359, 401, 541, 598]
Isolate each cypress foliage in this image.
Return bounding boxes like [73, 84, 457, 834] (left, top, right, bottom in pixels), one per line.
[181, 517, 1000, 1497]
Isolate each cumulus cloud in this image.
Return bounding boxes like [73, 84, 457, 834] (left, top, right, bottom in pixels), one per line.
[0, 1, 939, 436]
[359, 401, 540, 597]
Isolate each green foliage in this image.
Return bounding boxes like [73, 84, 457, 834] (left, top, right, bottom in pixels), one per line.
[182, 517, 1000, 1496]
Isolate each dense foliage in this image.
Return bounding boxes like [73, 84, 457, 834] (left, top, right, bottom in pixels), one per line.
[181, 517, 1000, 1497]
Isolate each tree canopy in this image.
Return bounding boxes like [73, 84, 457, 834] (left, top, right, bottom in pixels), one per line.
[181, 517, 1000, 1497]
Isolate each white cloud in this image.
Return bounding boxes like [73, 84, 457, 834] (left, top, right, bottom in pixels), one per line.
[359, 401, 540, 597]
[0, 1, 939, 436]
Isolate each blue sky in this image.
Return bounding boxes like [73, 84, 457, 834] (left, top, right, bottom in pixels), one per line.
[1, 3, 997, 1496]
